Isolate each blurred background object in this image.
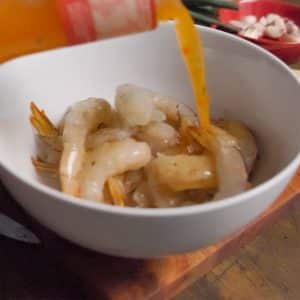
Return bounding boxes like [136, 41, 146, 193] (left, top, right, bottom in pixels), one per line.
[219, 0, 300, 64]
[0, 0, 66, 63]
[0, 0, 298, 64]
[0, 0, 239, 63]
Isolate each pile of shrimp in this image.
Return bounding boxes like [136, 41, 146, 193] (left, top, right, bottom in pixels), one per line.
[30, 84, 258, 208]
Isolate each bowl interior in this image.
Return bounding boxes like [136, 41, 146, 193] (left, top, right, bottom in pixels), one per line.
[0, 24, 299, 197]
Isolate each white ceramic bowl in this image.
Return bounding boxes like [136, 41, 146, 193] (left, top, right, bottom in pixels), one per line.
[0, 24, 299, 258]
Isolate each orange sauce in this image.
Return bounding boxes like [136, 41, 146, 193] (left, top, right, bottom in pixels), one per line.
[156, 0, 211, 129]
[0, 0, 66, 62]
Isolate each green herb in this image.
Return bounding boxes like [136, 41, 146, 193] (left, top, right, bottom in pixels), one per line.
[190, 11, 238, 33]
[183, 0, 238, 10]
[182, 0, 239, 32]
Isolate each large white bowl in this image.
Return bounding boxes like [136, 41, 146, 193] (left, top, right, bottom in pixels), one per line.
[0, 24, 299, 258]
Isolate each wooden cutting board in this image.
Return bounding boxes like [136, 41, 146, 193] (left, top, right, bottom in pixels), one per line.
[2, 70, 300, 300]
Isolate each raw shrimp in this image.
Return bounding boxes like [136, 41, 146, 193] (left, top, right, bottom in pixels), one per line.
[230, 13, 300, 42]
[115, 84, 197, 128]
[241, 15, 257, 26]
[87, 128, 134, 149]
[135, 122, 179, 154]
[115, 84, 199, 154]
[283, 19, 300, 42]
[189, 125, 248, 200]
[115, 84, 156, 127]
[217, 120, 257, 173]
[264, 13, 287, 39]
[60, 98, 112, 196]
[146, 163, 188, 208]
[34, 136, 61, 165]
[150, 154, 216, 192]
[30, 84, 259, 208]
[240, 23, 265, 39]
[153, 94, 197, 127]
[80, 138, 151, 202]
[30, 102, 63, 165]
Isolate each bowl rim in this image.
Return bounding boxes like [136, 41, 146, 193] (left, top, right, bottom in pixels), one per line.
[1, 24, 300, 217]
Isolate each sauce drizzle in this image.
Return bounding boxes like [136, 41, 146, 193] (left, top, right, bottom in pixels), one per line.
[156, 0, 211, 129]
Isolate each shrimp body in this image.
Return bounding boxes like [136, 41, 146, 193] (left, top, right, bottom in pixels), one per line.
[208, 127, 248, 200]
[116, 84, 155, 126]
[189, 126, 248, 200]
[146, 166, 184, 208]
[217, 120, 257, 173]
[60, 98, 112, 196]
[81, 138, 151, 202]
[136, 122, 178, 154]
[116, 84, 197, 128]
[35, 136, 61, 165]
[150, 154, 216, 192]
[87, 128, 134, 149]
[153, 95, 198, 127]
[30, 84, 259, 208]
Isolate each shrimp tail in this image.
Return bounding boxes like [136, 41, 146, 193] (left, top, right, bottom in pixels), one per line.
[30, 102, 58, 137]
[107, 176, 126, 207]
[31, 157, 58, 174]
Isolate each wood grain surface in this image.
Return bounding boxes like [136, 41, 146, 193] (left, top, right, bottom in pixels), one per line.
[175, 202, 300, 300]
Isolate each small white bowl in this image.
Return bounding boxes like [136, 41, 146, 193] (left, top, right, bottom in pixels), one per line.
[0, 24, 299, 258]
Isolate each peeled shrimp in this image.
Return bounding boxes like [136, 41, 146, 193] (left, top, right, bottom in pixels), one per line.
[146, 165, 185, 208]
[242, 15, 257, 26]
[217, 120, 257, 173]
[87, 128, 134, 149]
[34, 136, 61, 165]
[241, 23, 265, 39]
[80, 138, 151, 202]
[264, 13, 287, 39]
[115, 84, 156, 126]
[150, 154, 216, 192]
[153, 94, 197, 127]
[135, 122, 179, 154]
[31, 83, 259, 208]
[189, 125, 248, 200]
[116, 84, 197, 128]
[60, 98, 112, 196]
